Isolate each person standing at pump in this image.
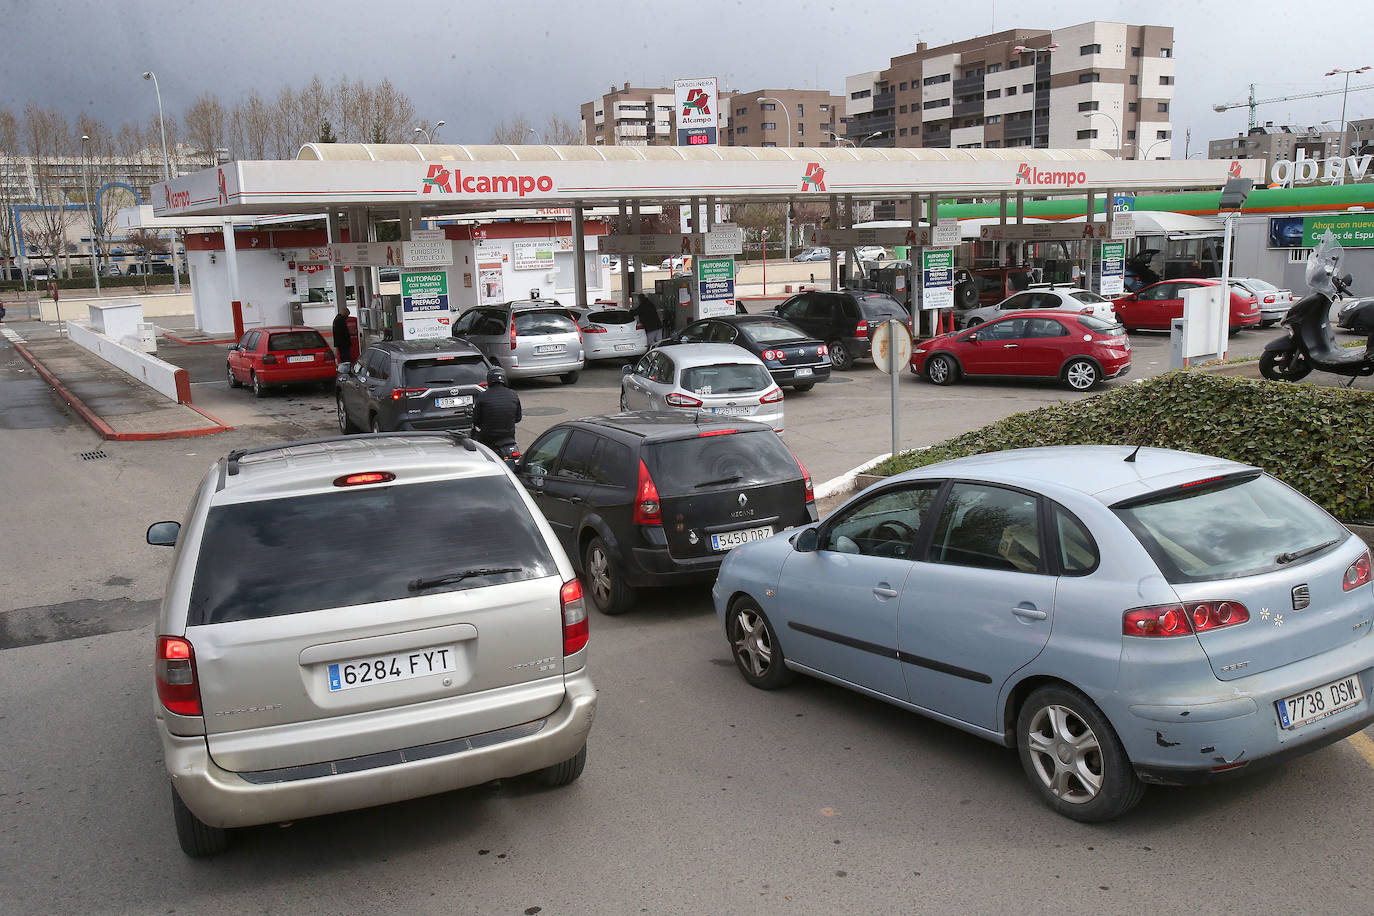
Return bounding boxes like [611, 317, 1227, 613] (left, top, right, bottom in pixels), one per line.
[636, 293, 663, 347]
[332, 305, 353, 365]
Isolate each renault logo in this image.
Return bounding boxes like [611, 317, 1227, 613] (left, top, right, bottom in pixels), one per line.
[1292, 584, 1310, 611]
[738, 493, 748, 508]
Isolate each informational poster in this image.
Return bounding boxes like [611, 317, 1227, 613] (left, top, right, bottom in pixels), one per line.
[402, 240, 453, 268]
[400, 271, 451, 340]
[674, 77, 719, 146]
[931, 218, 959, 247]
[696, 257, 736, 318]
[1100, 241, 1126, 297]
[513, 240, 555, 270]
[478, 267, 505, 303]
[920, 249, 954, 311]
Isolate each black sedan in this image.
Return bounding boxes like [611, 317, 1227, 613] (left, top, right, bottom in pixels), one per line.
[662, 315, 831, 391]
[1336, 297, 1374, 334]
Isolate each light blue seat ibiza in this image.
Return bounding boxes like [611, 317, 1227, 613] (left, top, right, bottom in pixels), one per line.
[713, 446, 1374, 821]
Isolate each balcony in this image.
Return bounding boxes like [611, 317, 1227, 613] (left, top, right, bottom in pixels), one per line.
[848, 113, 895, 138]
[1004, 119, 1032, 141]
[952, 98, 983, 118]
[953, 74, 985, 96]
[922, 128, 951, 148]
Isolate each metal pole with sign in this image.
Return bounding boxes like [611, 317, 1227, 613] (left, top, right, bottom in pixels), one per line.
[1216, 178, 1253, 361]
[871, 319, 912, 458]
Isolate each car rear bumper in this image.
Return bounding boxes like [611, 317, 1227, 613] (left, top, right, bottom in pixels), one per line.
[258, 363, 337, 384]
[586, 342, 647, 360]
[501, 356, 585, 379]
[393, 414, 475, 432]
[772, 364, 831, 386]
[1105, 360, 1131, 380]
[160, 669, 596, 829]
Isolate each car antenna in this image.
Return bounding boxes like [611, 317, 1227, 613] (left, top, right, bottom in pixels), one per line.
[1124, 444, 1142, 463]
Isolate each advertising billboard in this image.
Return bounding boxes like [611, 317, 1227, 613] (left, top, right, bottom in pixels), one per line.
[674, 77, 718, 147]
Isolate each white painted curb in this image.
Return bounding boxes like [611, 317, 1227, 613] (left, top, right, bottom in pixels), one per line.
[814, 447, 932, 500]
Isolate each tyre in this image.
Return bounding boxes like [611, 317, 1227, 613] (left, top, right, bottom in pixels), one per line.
[226, 363, 241, 389]
[827, 339, 853, 371]
[336, 395, 357, 434]
[1259, 319, 1277, 329]
[369, 414, 382, 433]
[791, 382, 815, 393]
[619, 391, 629, 411]
[530, 744, 587, 787]
[963, 317, 984, 330]
[925, 353, 958, 386]
[170, 782, 229, 857]
[1016, 685, 1144, 823]
[561, 371, 580, 384]
[954, 281, 978, 310]
[583, 535, 636, 615]
[1259, 347, 1312, 381]
[1062, 358, 1100, 391]
[726, 598, 794, 690]
[251, 373, 266, 398]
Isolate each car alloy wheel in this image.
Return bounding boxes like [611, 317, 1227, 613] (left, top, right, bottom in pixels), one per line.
[251, 373, 266, 398]
[926, 354, 957, 385]
[827, 339, 852, 371]
[336, 396, 352, 433]
[727, 598, 793, 689]
[1024, 704, 1103, 804]
[226, 364, 240, 389]
[1063, 358, 1099, 391]
[584, 536, 634, 615]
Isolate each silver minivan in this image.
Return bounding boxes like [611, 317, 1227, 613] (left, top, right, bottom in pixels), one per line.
[146, 432, 595, 856]
[453, 300, 585, 384]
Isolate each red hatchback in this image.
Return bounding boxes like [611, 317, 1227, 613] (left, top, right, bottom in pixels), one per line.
[911, 310, 1131, 391]
[1111, 279, 1261, 333]
[227, 326, 337, 397]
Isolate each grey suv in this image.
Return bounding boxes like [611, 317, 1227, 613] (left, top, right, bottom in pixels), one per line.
[452, 299, 585, 384]
[146, 432, 595, 856]
[336, 339, 491, 433]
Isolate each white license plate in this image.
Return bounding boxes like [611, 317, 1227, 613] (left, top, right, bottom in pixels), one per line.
[327, 645, 457, 692]
[794, 367, 813, 377]
[709, 406, 751, 416]
[710, 525, 775, 551]
[534, 344, 566, 354]
[614, 343, 638, 351]
[287, 354, 314, 363]
[434, 395, 473, 408]
[1275, 673, 1364, 729]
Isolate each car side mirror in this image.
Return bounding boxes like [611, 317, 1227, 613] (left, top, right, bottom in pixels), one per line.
[966, 332, 978, 342]
[146, 521, 180, 547]
[794, 526, 819, 552]
[337, 363, 353, 377]
[622, 364, 633, 375]
[227, 343, 239, 351]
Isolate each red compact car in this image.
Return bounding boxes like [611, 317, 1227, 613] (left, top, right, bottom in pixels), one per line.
[1111, 279, 1261, 333]
[911, 310, 1131, 391]
[226, 325, 337, 397]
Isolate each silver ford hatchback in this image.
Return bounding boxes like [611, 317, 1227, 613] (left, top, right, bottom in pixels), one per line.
[147, 432, 595, 856]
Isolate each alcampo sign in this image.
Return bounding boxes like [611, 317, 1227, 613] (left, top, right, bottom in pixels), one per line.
[1015, 163, 1088, 188]
[421, 165, 555, 197]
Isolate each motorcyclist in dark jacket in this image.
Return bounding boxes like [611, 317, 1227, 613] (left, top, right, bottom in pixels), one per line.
[472, 366, 522, 452]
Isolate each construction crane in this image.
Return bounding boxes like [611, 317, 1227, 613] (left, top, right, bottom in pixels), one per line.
[1213, 82, 1374, 129]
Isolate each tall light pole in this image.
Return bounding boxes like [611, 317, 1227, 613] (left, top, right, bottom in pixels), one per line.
[1013, 43, 1057, 148]
[1082, 110, 1121, 158]
[81, 135, 101, 296]
[1325, 66, 1370, 163]
[857, 131, 885, 147]
[142, 70, 181, 293]
[1141, 138, 1170, 159]
[827, 131, 855, 147]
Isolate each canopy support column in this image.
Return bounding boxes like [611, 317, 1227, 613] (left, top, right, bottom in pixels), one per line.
[222, 218, 242, 339]
[573, 202, 588, 309]
[828, 194, 838, 290]
[631, 200, 642, 304]
[618, 200, 630, 309]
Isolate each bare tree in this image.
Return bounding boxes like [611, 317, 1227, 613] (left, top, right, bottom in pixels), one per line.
[366, 78, 415, 144]
[299, 76, 334, 144]
[23, 105, 77, 278]
[334, 78, 372, 143]
[270, 86, 299, 159]
[491, 115, 535, 144]
[183, 93, 227, 168]
[543, 114, 581, 145]
[229, 90, 272, 160]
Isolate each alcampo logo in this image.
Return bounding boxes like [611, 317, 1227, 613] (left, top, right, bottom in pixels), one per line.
[801, 163, 826, 191]
[682, 89, 711, 117]
[421, 164, 554, 197]
[1228, 160, 1242, 179]
[1015, 163, 1088, 187]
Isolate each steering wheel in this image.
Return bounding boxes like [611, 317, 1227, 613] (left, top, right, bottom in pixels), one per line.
[873, 519, 917, 545]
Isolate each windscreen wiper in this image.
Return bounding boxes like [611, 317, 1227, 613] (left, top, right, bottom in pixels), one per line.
[408, 567, 522, 591]
[1276, 538, 1342, 565]
[695, 475, 742, 488]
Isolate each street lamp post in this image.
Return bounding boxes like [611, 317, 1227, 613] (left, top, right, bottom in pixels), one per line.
[142, 71, 181, 294]
[1141, 138, 1170, 160]
[1325, 66, 1371, 167]
[414, 121, 445, 144]
[1082, 110, 1121, 158]
[80, 135, 100, 296]
[757, 96, 793, 256]
[1013, 43, 1058, 148]
[857, 131, 885, 147]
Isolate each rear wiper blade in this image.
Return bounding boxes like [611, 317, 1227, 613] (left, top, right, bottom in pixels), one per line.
[408, 567, 522, 591]
[695, 475, 742, 488]
[725, 386, 757, 392]
[1276, 538, 1342, 565]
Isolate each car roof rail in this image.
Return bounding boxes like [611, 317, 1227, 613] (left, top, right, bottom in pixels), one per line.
[224, 430, 477, 479]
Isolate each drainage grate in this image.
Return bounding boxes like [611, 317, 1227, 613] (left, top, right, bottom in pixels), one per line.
[79, 450, 109, 461]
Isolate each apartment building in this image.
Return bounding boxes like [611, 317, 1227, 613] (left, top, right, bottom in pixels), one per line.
[579, 82, 732, 147]
[1208, 124, 1348, 183]
[726, 89, 846, 147]
[844, 21, 1175, 157]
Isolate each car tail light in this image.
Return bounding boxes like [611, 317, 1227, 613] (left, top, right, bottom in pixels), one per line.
[665, 392, 702, 407]
[856, 319, 869, 337]
[698, 428, 738, 437]
[817, 345, 828, 356]
[1264, 295, 1276, 304]
[1345, 551, 1372, 590]
[634, 459, 661, 525]
[156, 636, 201, 716]
[1123, 601, 1249, 637]
[324, 351, 336, 361]
[334, 471, 396, 487]
[760, 387, 784, 403]
[561, 579, 589, 655]
[789, 449, 814, 503]
[510, 322, 518, 351]
[1079, 306, 1094, 315]
[584, 324, 608, 333]
[262, 354, 278, 365]
[762, 349, 782, 361]
[635, 321, 644, 330]
[391, 387, 426, 400]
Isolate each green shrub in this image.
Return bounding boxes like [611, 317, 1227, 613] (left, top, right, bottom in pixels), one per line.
[873, 372, 1374, 523]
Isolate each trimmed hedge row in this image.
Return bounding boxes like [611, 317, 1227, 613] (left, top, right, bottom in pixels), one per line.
[0, 274, 185, 294]
[873, 372, 1374, 524]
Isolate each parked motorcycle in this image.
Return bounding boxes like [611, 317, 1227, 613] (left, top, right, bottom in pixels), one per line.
[1259, 232, 1374, 385]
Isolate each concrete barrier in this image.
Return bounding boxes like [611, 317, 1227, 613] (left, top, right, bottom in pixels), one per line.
[42, 292, 194, 322]
[66, 320, 192, 404]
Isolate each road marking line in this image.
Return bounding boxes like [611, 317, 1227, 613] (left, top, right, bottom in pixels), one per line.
[1347, 732, 1374, 769]
[1, 327, 23, 343]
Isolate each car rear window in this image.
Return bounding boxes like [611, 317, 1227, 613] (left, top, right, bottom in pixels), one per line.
[1241, 278, 1277, 292]
[1112, 473, 1346, 583]
[1078, 314, 1125, 333]
[403, 355, 488, 386]
[586, 309, 635, 325]
[268, 331, 328, 351]
[514, 310, 578, 336]
[743, 320, 809, 344]
[187, 476, 556, 624]
[858, 296, 907, 319]
[1070, 291, 1108, 304]
[643, 430, 800, 495]
[680, 363, 772, 394]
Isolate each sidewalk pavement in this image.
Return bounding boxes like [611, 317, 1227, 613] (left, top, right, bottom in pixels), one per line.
[3, 321, 232, 440]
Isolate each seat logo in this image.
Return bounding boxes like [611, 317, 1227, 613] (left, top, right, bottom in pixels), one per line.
[801, 163, 826, 192]
[1292, 584, 1310, 611]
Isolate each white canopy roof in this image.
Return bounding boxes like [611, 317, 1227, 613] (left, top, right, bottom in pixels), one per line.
[1062, 210, 1224, 236]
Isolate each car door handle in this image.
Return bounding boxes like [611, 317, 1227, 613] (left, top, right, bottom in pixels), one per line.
[872, 584, 899, 599]
[1003, 344, 1019, 349]
[569, 495, 583, 504]
[1012, 606, 1047, 621]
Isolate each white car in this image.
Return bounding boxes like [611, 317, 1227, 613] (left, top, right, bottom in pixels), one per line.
[961, 286, 1119, 329]
[659, 256, 691, 273]
[620, 343, 784, 432]
[571, 304, 648, 361]
[1229, 277, 1293, 327]
[855, 246, 887, 262]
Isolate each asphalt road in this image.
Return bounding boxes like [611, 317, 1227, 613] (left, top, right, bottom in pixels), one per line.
[2, 323, 1373, 914]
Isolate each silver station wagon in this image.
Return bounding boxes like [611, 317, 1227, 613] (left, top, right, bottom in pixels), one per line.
[452, 299, 585, 384]
[147, 432, 595, 856]
[713, 446, 1374, 821]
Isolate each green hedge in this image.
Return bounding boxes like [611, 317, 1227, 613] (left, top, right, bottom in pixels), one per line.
[0, 274, 186, 294]
[873, 372, 1374, 524]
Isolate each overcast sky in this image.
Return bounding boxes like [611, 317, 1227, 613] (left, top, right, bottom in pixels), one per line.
[5, 0, 1374, 155]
